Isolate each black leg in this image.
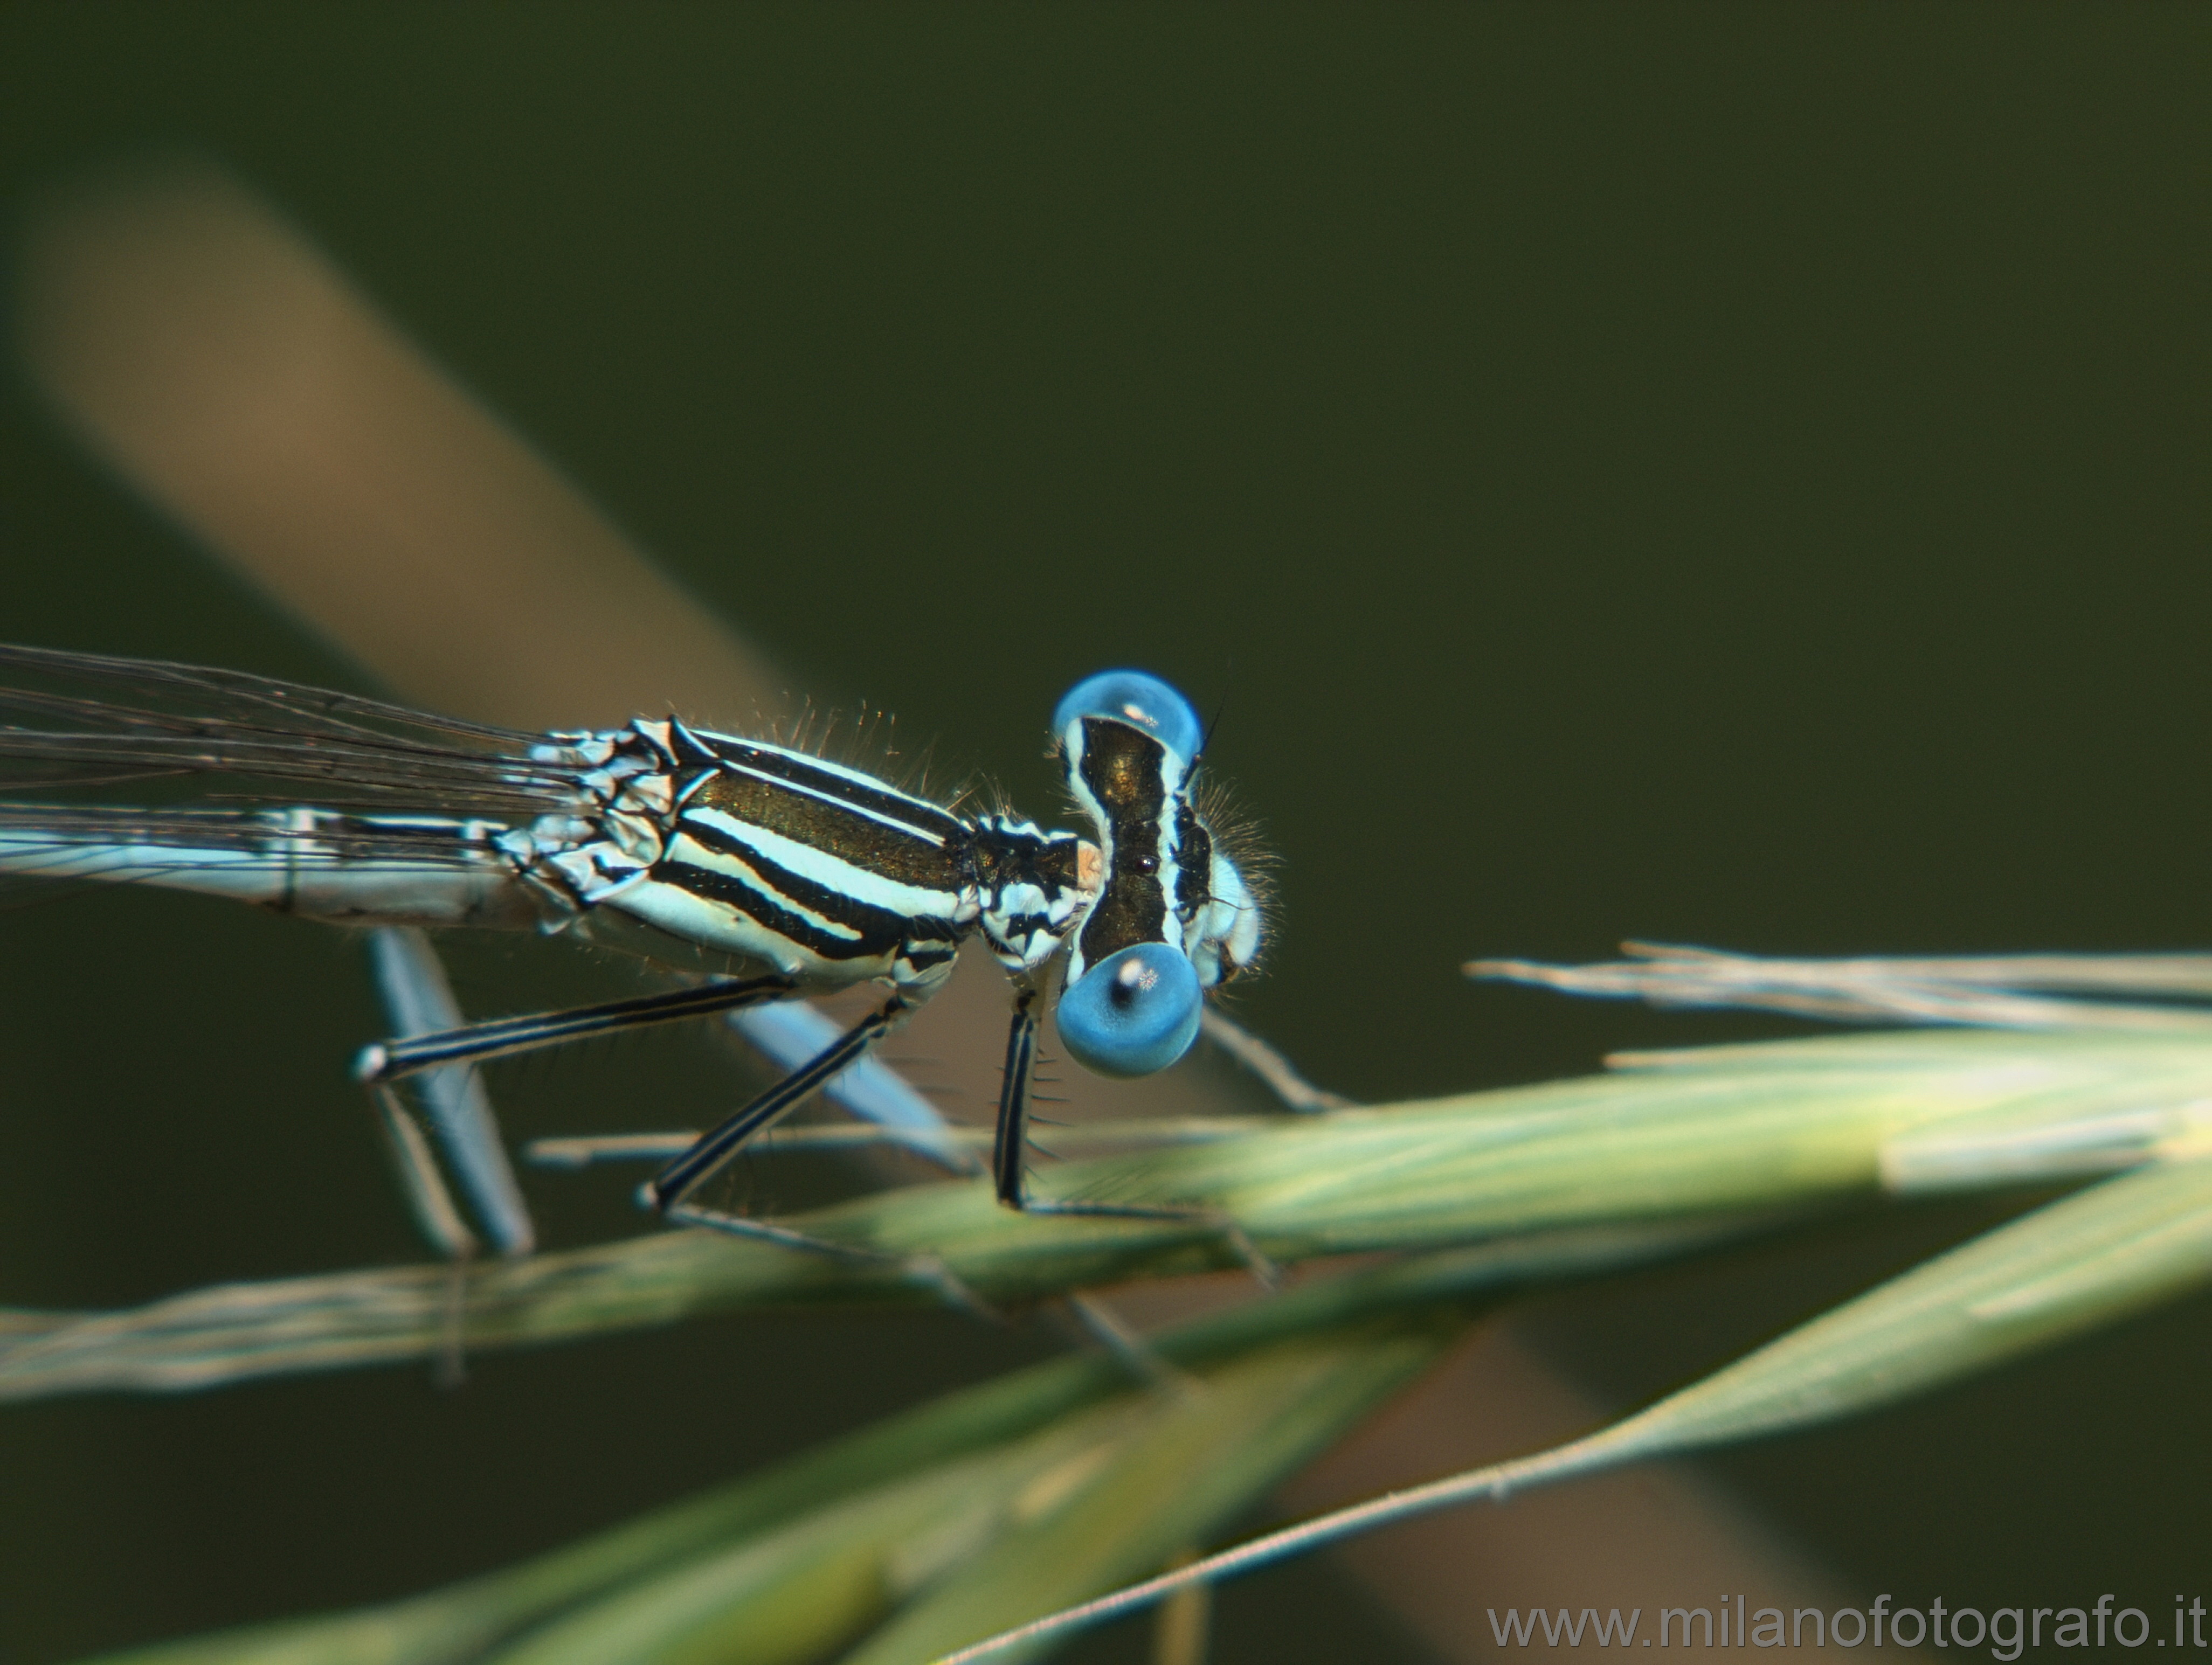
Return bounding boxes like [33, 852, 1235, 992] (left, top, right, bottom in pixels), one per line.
[356, 973, 800, 1084]
[645, 991, 1005, 1316]
[647, 994, 909, 1212]
[992, 988, 1041, 1208]
[990, 988, 1278, 1286]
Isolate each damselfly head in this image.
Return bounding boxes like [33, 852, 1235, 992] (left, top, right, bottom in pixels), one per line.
[1051, 669, 1266, 1079]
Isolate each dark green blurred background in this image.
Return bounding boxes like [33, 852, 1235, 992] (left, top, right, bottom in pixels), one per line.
[1, 5, 2206, 1660]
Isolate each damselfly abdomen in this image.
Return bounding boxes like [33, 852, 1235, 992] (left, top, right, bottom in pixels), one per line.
[0, 646, 1267, 1260]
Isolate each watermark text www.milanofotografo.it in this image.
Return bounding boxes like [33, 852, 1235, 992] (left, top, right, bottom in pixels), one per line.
[1483, 1594, 2211, 1654]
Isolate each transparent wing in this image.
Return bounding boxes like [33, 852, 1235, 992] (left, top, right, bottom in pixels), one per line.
[0, 647, 595, 923]
[0, 643, 572, 816]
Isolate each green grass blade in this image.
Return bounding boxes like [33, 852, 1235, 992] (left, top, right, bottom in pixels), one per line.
[1473, 943, 2212, 1029]
[1543, 1148, 2212, 1457]
[15, 1026, 2212, 1400]
[67, 1234, 1685, 1665]
[936, 1150, 2212, 1661]
[839, 1316, 1456, 1665]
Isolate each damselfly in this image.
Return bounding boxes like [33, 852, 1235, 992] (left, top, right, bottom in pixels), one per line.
[0, 646, 1267, 1262]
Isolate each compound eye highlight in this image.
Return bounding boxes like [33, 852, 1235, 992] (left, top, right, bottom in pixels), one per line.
[1053, 670, 1205, 761]
[1055, 941, 1202, 1078]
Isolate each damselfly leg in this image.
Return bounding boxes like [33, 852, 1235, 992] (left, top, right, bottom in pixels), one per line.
[993, 967, 1281, 1287]
[646, 993, 911, 1217]
[358, 973, 804, 1085]
[358, 953, 812, 1259]
[641, 991, 1013, 1317]
[360, 920, 1014, 1322]
[360, 946, 988, 1256]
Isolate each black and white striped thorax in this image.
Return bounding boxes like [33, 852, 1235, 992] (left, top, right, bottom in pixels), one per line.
[507, 718, 1101, 993]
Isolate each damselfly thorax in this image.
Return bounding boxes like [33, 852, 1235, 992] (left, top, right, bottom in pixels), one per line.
[503, 718, 1103, 994]
[0, 647, 1269, 1261]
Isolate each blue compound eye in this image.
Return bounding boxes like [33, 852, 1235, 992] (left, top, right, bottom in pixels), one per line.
[1053, 670, 1205, 763]
[1056, 941, 1202, 1078]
